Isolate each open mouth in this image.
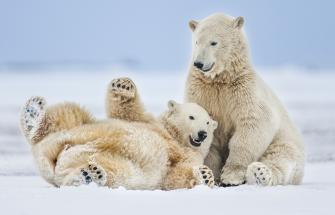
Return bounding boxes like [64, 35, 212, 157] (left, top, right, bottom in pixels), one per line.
[201, 63, 215, 72]
[189, 135, 202, 147]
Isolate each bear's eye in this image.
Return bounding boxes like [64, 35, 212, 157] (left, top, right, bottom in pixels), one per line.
[207, 121, 209, 125]
[189, 116, 195, 120]
[210, 41, 217, 46]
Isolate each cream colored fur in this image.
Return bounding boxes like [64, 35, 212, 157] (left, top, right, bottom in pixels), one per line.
[20, 78, 217, 190]
[185, 13, 305, 186]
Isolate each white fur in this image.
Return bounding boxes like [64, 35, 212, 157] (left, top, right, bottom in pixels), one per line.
[166, 101, 217, 158]
[185, 13, 305, 186]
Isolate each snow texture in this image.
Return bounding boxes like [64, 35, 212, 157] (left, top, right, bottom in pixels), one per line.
[0, 68, 334, 214]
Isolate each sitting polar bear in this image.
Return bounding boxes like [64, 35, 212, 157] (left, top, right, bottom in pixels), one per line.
[185, 13, 305, 186]
[20, 77, 217, 190]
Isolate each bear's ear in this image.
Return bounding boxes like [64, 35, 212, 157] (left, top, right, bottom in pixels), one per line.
[168, 100, 178, 112]
[189, 20, 198, 32]
[212, 120, 218, 129]
[232, 16, 244, 29]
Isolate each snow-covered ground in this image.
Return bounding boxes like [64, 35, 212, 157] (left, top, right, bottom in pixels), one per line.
[0, 162, 334, 215]
[0, 68, 334, 214]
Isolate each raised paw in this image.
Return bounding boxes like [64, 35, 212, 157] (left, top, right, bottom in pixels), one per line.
[80, 164, 107, 186]
[108, 77, 136, 100]
[20, 96, 47, 142]
[246, 162, 272, 186]
[194, 165, 215, 188]
[220, 165, 246, 187]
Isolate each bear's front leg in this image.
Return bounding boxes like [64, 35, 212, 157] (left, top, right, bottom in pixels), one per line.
[220, 114, 276, 186]
[105, 77, 154, 123]
[162, 165, 214, 190]
[220, 164, 246, 186]
[194, 165, 215, 188]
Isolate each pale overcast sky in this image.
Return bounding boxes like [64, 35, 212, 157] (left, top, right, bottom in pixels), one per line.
[0, 0, 334, 70]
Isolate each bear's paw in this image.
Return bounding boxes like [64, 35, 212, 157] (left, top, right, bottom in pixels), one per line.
[246, 162, 272, 186]
[194, 165, 215, 188]
[108, 77, 136, 100]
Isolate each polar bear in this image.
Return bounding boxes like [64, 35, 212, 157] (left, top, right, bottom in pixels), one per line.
[20, 77, 217, 190]
[185, 13, 305, 186]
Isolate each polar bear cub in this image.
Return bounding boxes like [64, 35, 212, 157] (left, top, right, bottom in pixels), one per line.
[20, 77, 217, 190]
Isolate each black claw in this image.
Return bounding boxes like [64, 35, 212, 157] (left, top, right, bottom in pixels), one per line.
[220, 181, 245, 187]
[220, 183, 231, 187]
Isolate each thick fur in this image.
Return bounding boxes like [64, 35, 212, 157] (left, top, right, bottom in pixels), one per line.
[20, 78, 217, 190]
[185, 13, 305, 186]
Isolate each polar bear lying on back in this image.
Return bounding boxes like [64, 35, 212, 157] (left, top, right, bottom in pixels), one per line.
[185, 13, 305, 186]
[20, 77, 217, 190]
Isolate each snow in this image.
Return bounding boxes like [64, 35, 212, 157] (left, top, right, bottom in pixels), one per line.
[0, 68, 335, 214]
[0, 162, 334, 215]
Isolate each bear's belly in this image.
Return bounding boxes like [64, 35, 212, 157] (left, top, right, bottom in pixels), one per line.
[62, 121, 169, 188]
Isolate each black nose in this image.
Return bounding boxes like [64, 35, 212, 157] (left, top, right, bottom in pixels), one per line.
[194, 61, 204, 70]
[197, 130, 207, 142]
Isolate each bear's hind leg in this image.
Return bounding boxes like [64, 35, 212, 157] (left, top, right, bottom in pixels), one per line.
[105, 77, 154, 123]
[20, 96, 95, 144]
[20, 96, 48, 144]
[79, 164, 107, 186]
[62, 164, 107, 186]
[162, 165, 215, 190]
[246, 142, 303, 186]
[246, 162, 273, 185]
[54, 145, 108, 187]
[45, 102, 94, 134]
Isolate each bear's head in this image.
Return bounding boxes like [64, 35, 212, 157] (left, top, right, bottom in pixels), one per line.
[162, 100, 217, 154]
[189, 13, 247, 78]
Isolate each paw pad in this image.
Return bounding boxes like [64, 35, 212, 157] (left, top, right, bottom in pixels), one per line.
[195, 165, 215, 188]
[246, 162, 272, 186]
[21, 96, 46, 140]
[80, 164, 107, 186]
[108, 77, 136, 99]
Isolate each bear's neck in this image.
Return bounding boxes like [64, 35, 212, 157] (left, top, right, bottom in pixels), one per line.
[159, 113, 184, 146]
